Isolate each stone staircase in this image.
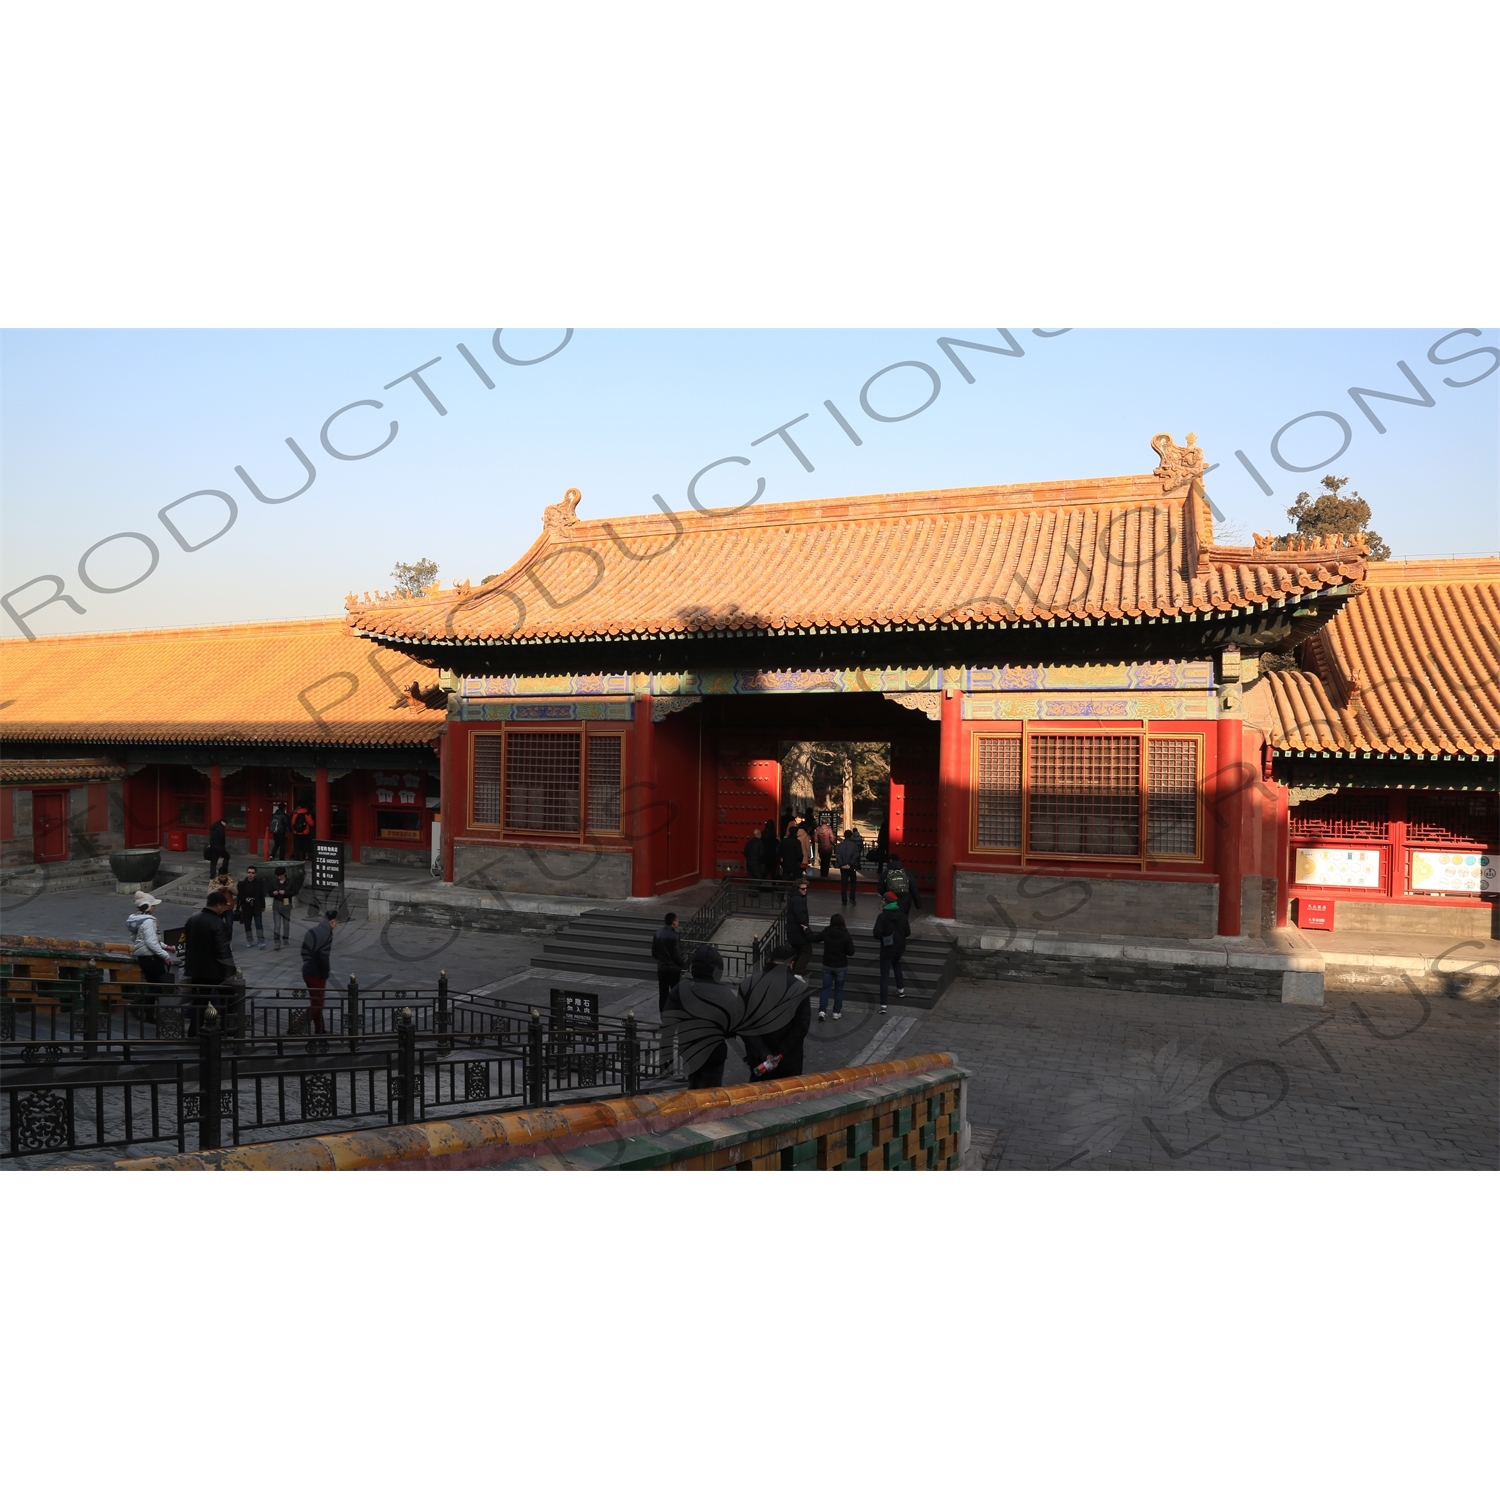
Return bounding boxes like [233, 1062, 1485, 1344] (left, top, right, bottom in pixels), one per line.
[532, 906, 958, 1009]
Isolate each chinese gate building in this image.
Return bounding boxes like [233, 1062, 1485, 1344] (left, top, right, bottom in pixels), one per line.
[351, 436, 1416, 941]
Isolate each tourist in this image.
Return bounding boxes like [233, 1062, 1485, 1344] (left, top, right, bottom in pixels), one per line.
[237, 863, 267, 948]
[835, 824, 864, 907]
[182, 888, 235, 1034]
[652, 911, 686, 1011]
[739, 945, 811, 1080]
[125, 890, 175, 988]
[815, 911, 855, 1020]
[883, 853, 921, 916]
[872, 891, 911, 1013]
[209, 871, 238, 944]
[742, 831, 765, 880]
[796, 817, 813, 872]
[269, 867, 294, 950]
[269, 801, 290, 860]
[814, 815, 836, 879]
[205, 815, 229, 876]
[291, 802, 314, 860]
[299, 910, 340, 1035]
[787, 877, 813, 976]
[667, 946, 738, 1089]
[760, 818, 780, 878]
[779, 819, 804, 880]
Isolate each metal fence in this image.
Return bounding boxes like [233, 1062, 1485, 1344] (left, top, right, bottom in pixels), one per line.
[3, 986, 665, 1162]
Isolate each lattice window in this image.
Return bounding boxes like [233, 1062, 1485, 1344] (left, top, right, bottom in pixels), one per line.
[1289, 792, 1389, 841]
[1147, 738, 1198, 857]
[472, 735, 502, 827]
[1028, 734, 1140, 857]
[1405, 793, 1498, 848]
[975, 737, 1021, 848]
[586, 736, 623, 833]
[505, 732, 581, 833]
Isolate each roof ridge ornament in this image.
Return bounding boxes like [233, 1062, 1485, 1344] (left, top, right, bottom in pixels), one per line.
[544, 487, 583, 537]
[1150, 431, 1207, 495]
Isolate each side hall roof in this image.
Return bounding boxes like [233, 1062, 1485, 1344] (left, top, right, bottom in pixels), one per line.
[1247, 558, 1500, 757]
[348, 457, 1370, 651]
[0, 618, 447, 749]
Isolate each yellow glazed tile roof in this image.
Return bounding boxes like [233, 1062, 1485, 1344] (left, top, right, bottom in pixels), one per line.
[349, 470, 1370, 647]
[0, 618, 446, 747]
[1248, 558, 1500, 756]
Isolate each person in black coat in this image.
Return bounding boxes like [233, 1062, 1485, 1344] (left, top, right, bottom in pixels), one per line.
[237, 863, 267, 949]
[785, 877, 813, 976]
[651, 912, 686, 1012]
[742, 834, 765, 880]
[779, 821, 805, 881]
[872, 894, 911, 1012]
[881, 855, 921, 918]
[667, 947, 741, 1089]
[182, 889, 235, 1034]
[740, 947, 812, 1081]
[269, 802, 290, 861]
[205, 818, 229, 877]
[760, 819, 780, 879]
[835, 827, 864, 908]
[815, 912, 856, 1019]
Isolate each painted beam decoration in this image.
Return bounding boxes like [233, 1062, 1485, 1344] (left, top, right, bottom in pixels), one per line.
[964, 692, 1219, 721]
[459, 661, 1214, 699]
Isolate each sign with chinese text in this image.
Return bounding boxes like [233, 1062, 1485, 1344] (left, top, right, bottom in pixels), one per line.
[312, 839, 344, 891]
[1410, 851, 1495, 895]
[1294, 847, 1381, 888]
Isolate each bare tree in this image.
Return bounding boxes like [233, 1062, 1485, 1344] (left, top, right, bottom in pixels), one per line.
[391, 557, 441, 597]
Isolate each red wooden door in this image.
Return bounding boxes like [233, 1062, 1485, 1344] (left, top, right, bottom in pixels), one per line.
[715, 743, 780, 877]
[888, 744, 939, 891]
[33, 791, 69, 863]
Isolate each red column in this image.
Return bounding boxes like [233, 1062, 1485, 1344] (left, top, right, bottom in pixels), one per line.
[439, 724, 456, 883]
[1274, 780, 1291, 928]
[1216, 717, 1244, 936]
[631, 697, 655, 897]
[698, 716, 718, 884]
[208, 764, 223, 825]
[315, 765, 330, 844]
[936, 682, 964, 919]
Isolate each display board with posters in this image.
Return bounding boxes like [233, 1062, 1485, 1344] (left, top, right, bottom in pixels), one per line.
[1294, 847, 1382, 888]
[1409, 850, 1495, 895]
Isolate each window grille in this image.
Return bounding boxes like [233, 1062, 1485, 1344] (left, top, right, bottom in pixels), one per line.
[1147, 739, 1198, 856]
[176, 798, 206, 828]
[1289, 793, 1389, 841]
[1405, 793, 1497, 847]
[472, 735, 502, 826]
[976, 737, 1021, 847]
[505, 732, 581, 833]
[586, 736, 623, 832]
[1028, 734, 1140, 857]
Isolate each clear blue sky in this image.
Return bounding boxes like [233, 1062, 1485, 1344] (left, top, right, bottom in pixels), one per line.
[2, 327, 1495, 639]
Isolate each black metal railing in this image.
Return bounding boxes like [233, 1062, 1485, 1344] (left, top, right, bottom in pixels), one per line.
[676, 877, 793, 979]
[3, 981, 667, 1161]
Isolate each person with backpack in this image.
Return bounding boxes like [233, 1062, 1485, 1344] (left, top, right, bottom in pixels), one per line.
[881, 853, 921, 917]
[814, 815, 836, 879]
[269, 867, 294, 950]
[291, 803, 314, 860]
[269, 802, 291, 860]
[835, 825, 864, 908]
[815, 911, 855, 1021]
[237, 863, 267, 948]
[872, 892, 911, 1013]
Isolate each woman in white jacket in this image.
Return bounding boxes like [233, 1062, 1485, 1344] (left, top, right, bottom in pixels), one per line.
[125, 891, 175, 986]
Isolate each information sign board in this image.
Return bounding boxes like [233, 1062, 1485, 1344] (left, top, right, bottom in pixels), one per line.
[1409, 850, 1495, 895]
[1294, 847, 1381, 888]
[312, 839, 345, 891]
